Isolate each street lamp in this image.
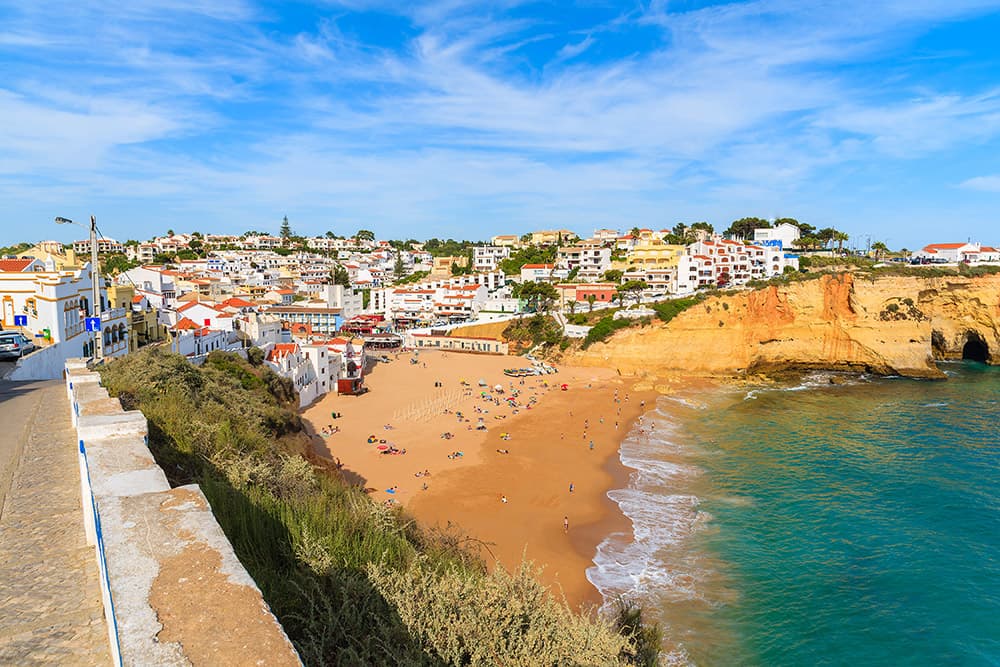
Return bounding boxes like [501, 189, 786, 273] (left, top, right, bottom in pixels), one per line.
[55, 215, 102, 359]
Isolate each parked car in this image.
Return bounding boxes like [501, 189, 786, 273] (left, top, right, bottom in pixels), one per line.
[0, 332, 36, 360]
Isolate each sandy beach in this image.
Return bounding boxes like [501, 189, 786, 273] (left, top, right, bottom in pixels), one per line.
[302, 349, 655, 609]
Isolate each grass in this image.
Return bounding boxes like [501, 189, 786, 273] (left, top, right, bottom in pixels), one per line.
[98, 347, 659, 665]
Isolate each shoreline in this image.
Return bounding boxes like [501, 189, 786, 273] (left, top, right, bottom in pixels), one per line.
[301, 350, 654, 610]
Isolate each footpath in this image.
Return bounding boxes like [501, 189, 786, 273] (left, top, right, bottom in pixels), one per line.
[0, 379, 111, 665]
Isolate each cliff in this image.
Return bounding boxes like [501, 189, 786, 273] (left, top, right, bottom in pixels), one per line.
[566, 273, 1000, 380]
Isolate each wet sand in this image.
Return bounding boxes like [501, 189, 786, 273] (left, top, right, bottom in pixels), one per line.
[302, 350, 655, 609]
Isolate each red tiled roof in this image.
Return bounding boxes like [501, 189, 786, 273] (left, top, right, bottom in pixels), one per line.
[221, 297, 257, 308]
[0, 258, 35, 272]
[173, 317, 200, 330]
[924, 243, 966, 250]
[267, 343, 298, 361]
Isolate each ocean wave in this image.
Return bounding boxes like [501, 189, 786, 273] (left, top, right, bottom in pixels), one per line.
[658, 395, 709, 411]
[590, 482, 712, 608]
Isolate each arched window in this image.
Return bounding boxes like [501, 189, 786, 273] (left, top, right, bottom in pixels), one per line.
[104, 328, 111, 346]
[118, 324, 126, 345]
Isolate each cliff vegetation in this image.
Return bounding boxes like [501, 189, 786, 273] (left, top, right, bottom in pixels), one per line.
[98, 347, 658, 666]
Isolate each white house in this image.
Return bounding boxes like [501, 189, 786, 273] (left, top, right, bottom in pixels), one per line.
[263, 342, 322, 407]
[0, 257, 111, 359]
[913, 242, 1000, 264]
[520, 263, 556, 282]
[752, 222, 801, 249]
[556, 246, 611, 280]
[473, 246, 511, 272]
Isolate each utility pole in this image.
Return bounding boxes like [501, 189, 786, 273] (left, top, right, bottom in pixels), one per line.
[56, 215, 103, 360]
[90, 216, 103, 360]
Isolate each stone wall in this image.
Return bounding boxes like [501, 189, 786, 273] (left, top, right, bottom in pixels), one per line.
[64, 358, 301, 666]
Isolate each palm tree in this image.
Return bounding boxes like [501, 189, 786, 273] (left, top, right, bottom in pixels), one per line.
[629, 227, 642, 240]
[834, 231, 849, 254]
[871, 241, 890, 260]
[586, 294, 597, 312]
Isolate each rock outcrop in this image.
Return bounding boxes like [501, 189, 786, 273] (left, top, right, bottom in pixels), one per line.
[566, 273, 1000, 380]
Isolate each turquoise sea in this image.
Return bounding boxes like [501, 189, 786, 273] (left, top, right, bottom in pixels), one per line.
[588, 363, 1000, 665]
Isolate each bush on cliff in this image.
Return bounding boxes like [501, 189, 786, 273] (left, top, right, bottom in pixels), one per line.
[582, 315, 632, 348]
[651, 297, 702, 324]
[99, 347, 656, 665]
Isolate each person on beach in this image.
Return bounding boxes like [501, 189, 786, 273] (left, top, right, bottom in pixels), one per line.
[569, 483, 574, 493]
[563, 516, 569, 533]
[501, 495, 508, 503]
[589, 440, 594, 451]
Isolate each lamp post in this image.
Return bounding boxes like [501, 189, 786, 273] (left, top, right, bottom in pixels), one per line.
[55, 215, 102, 360]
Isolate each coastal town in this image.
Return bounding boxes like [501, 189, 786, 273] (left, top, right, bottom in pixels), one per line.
[3, 217, 996, 392]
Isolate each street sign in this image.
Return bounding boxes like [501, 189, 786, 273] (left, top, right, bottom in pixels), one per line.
[85, 317, 102, 332]
[13, 315, 27, 326]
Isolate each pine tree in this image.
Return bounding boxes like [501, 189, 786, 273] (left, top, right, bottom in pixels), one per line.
[280, 216, 292, 239]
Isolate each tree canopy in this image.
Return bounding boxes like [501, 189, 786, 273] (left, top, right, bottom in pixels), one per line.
[330, 264, 351, 287]
[498, 245, 556, 275]
[517, 281, 559, 313]
[725, 217, 770, 239]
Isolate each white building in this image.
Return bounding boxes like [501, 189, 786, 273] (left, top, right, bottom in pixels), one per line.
[263, 342, 322, 407]
[473, 246, 511, 272]
[520, 263, 556, 283]
[752, 222, 801, 249]
[556, 246, 611, 280]
[117, 266, 178, 309]
[0, 256, 134, 365]
[73, 237, 125, 255]
[913, 242, 1000, 264]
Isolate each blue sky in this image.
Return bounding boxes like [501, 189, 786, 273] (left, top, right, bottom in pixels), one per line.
[2, 0, 1000, 250]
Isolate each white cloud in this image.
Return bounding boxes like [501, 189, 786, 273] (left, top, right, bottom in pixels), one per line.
[958, 175, 1000, 192]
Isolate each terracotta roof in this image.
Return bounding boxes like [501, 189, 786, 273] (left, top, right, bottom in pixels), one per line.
[221, 297, 257, 308]
[923, 243, 967, 250]
[0, 258, 35, 272]
[173, 317, 200, 330]
[266, 343, 298, 361]
[132, 295, 145, 304]
[522, 264, 553, 269]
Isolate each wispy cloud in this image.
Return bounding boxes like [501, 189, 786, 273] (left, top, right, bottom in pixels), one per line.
[2, 0, 1000, 246]
[959, 174, 1000, 192]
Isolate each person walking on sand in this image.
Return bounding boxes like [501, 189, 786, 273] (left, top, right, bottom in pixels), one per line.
[564, 515, 569, 533]
[569, 482, 574, 493]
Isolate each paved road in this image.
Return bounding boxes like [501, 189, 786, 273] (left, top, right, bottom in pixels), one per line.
[0, 380, 111, 665]
[0, 361, 14, 380]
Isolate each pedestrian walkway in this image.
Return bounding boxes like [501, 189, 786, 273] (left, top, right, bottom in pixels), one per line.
[0, 380, 111, 665]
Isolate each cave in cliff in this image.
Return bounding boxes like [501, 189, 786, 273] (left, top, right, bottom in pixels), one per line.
[961, 333, 989, 363]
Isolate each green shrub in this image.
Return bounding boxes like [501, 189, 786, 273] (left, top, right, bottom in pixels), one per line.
[367, 558, 634, 666]
[612, 598, 663, 666]
[582, 316, 632, 349]
[651, 297, 701, 324]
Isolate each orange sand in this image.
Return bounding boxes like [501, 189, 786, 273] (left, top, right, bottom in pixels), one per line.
[302, 350, 655, 609]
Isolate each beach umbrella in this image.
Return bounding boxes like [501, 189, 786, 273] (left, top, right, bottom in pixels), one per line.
[494, 384, 503, 391]
[376, 445, 389, 451]
[478, 378, 487, 386]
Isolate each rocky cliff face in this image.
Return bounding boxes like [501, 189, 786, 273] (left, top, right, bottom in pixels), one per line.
[566, 273, 1000, 380]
